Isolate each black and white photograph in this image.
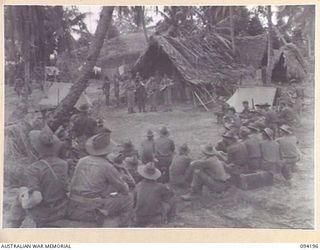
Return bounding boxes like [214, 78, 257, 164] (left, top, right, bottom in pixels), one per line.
[2, 5, 315, 229]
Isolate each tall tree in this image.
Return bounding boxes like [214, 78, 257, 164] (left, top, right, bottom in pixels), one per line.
[266, 6, 273, 85]
[229, 6, 236, 55]
[48, 7, 115, 131]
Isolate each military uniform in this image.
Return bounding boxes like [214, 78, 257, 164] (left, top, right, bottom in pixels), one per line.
[136, 82, 147, 112]
[169, 154, 193, 188]
[276, 134, 300, 175]
[9, 157, 69, 228]
[146, 77, 159, 111]
[134, 179, 175, 227]
[68, 155, 133, 227]
[154, 133, 175, 183]
[140, 139, 155, 164]
[126, 79, 136, 113]
[244, 134, 262, 172]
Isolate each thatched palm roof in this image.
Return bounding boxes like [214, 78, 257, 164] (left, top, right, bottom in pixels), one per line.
[98, 31, 149, 66]
[280, 43, 307, 81]
[133, 32, 250, 86]
[236, 34, 267, 69]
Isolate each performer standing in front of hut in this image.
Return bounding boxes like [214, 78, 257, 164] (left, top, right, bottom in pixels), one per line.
[135, 73, 147, 113]
[160, 74, 174, 112]
[126, 73, 136, 114]
[102, 75, 111, 106]
[146, 76, 159, 112]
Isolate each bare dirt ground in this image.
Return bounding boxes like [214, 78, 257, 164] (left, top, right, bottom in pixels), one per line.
[2, 80, 315, 229]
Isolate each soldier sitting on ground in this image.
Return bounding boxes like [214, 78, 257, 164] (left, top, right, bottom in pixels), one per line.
[276, 125, 300, 175]
[220, 131, 249, 177]
[8, 127, 69, 228]
[244, 124, 263, 172]
[134, 162, 176, 227]
[223, 107, 241, 134]
[169, 144, 193, 189]
[277, 101, 297, 127]
[260, 128, 291, 182]
[71, 103, 97, 158]
[181, 143, 231, 201]
[68, 132, 134, 227]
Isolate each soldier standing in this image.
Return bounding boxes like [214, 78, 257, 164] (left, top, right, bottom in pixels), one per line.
[135, 75, 147, 113]
[126, 74, 136, 114]
[113, 75, 120, 107]
[160, 74, 174, 111]
[146, 76, 159, 112]
[102, 76, 111, 106]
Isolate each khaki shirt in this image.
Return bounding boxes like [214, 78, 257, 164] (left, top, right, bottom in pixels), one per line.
[70, 155, 129, 198]
[154, 136, 175, 157]
[276, 135, 300, 162]
[191, 156, 230, 181]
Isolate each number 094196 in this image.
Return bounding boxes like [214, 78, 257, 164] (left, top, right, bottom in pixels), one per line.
[300, 244, 319, 248]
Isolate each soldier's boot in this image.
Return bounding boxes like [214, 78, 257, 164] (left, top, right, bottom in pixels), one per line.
[181, 188, 202, 201]
[181, 192, 199, 201]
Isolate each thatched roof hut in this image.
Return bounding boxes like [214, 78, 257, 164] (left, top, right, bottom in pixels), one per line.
[278, 43, 308, 82]
[98, 31, 149, 70]
[236, 34, 307, 82]
[133, 32, 250, 87]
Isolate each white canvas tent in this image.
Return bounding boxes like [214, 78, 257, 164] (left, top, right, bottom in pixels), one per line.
[227, 86, 278, 113]
[38, 82, 92, 110]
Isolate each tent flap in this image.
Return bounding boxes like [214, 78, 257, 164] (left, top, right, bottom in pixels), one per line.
[227, 86, 277, 112]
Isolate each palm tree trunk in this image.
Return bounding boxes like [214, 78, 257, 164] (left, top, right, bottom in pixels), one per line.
[266, 6, 273, 85]
[48, 7, 115, 131]
[21, 6, 31, 94]
[229, 6, 236, 55]
[141, 7, 149, 43]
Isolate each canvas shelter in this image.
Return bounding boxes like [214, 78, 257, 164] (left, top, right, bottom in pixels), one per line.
[38, 82, 92, 110]
[226, 86, 278, 113]
[132, 31, 251, 109]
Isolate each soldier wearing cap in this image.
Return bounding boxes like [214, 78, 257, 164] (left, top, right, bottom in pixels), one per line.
[169, 143, 193, 188]
[223, 107, 241, 133]
[238, 126, 251, 142]
[134, 162, 176, 227]
[154, 127, 175, 183]
[276, 125, 300, 174]
[72, 103, 97, 157]
[8, 127, 69, 228]
[221, 131, 249, 176]
[181, 143, 230, 201]
[68, 132, 134, 227]
[140, 130, 156, 164]
[119, 140, 139, 161]
[257, 103, 278, 137]
[239, 101, 254, 121]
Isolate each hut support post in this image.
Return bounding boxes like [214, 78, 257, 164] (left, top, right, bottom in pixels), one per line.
[194, 91, 209, 111]
[203, 87, 216, 103]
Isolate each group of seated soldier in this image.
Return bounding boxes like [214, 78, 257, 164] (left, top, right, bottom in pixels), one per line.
[7, 98, 302, 228]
